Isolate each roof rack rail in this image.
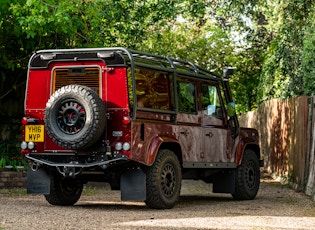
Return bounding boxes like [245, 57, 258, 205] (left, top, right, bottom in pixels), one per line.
[121, 48, 221, 80]
[30, 47, 222, 80]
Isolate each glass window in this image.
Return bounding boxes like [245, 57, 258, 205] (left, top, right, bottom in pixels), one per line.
[202, 84, 222, 116]
[131, 68, 174, 110]
[177, 81, 196, 113]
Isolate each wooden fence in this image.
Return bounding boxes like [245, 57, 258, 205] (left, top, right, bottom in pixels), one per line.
[239, 96, 315, 199]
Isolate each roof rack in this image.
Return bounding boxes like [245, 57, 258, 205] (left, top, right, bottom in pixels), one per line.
[119, 48, 221, 80]
[29, 47, 221, 80]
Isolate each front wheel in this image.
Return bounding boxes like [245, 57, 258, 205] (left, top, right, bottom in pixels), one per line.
[144, 149, 182, 209]
[232, 149, 260, 200]
[45, 172, 83, 206]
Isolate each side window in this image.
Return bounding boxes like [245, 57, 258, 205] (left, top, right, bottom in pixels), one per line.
[177, 80, 197, 113]
[202, 84, 223, 117]
[133, 68, 174, 110]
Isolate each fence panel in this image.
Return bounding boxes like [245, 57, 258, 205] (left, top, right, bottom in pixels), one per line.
[239, 96, 310, 192]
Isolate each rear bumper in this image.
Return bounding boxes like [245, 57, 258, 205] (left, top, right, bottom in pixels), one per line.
[26, 154, 128, 168]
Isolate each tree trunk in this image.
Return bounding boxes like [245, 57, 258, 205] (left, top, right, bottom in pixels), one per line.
[306, 116, 315, 200]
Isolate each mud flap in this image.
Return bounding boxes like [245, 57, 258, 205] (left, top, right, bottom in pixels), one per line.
[27, 167, 50, 194]
[213, 170, 235, 193]
[121, 168, 146, 201]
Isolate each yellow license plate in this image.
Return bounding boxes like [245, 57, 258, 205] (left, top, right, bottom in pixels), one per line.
[25, 125, 44, 142]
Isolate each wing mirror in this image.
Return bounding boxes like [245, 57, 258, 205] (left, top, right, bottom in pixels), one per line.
[223, 67, 235, 79]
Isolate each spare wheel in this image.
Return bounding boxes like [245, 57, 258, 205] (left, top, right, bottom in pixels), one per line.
[44, 85, 106, 149]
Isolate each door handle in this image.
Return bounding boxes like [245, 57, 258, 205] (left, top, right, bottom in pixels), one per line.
[205, 132, 213, 138]
[180, 130, 189, 136]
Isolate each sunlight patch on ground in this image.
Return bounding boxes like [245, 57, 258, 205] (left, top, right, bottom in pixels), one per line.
[116, 216, 315, 229]
[79, 200, 146, 207]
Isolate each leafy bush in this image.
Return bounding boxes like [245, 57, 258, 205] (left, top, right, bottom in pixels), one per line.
[0, 140, 28, 171]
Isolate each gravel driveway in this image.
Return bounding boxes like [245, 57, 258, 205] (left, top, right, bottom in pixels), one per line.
[1, 177, 315, 230]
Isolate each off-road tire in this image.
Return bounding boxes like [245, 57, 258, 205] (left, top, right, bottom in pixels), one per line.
[144, 149, 182, 209]
[44, 85, 106, 149]
[232, 149, 260, 200]
[45, 172, 83, 206]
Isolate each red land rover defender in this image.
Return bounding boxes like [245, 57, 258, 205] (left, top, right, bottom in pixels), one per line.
[21, 47, 263, 209]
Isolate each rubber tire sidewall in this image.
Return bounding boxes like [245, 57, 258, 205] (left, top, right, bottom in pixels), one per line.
[232, 149, 260, 200]
[45, 171, 83, 206]
[45, 85, 106, 150]
[144, 149, 182, 209]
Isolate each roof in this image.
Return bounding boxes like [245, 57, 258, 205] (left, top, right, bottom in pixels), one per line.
[29, 47, 222, 81]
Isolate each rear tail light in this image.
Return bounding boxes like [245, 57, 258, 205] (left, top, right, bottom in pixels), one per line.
[122, 116, 131, 125]
[28, 142, 35, 149]
[21, 141, 35, 150]
[21, 141, 27, 149]
[22, 117, 28, 125]
[21, 117, 38, 125]
[115, 142, 123, 151]
[115, 142, 130, 151]
[122, 142, 130, 151]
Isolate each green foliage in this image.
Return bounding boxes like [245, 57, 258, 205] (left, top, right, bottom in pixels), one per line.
[3, 0, 315, 116]
[8, 0, 181, 49]
[301, 13, 315, 96]
[0, 140, 28, 170]
[0, 0, 271, 114]
[141, 19, 235, 73]
[0, 0, 182, 81]
[258, 0, 315, 102]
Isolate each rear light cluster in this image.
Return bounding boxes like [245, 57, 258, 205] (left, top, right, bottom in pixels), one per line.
[21, 117, 36, 151]
[115, 142, 131, 151]
[22, 117, 37, 125]
[114, 116, 131, 152]
[122, 116, 131, 125]
[21, 141, 35, 150]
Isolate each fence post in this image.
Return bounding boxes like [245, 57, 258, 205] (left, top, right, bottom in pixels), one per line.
[306, 96, 315, 199]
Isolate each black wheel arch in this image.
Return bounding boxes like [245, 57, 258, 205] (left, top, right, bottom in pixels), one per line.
[237, 143, 261, 166]
[159, 142, 183, 166]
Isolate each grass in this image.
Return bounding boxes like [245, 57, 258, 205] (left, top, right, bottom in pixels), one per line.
[0, 188, 27, 196]
[82, 186, 100, 196]
[81, 183, 111, 196]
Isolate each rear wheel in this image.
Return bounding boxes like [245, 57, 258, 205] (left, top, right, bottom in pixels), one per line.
[232, 149, 260, 200]
[144, 149, 182, 209]
[45, 172, 83, 206]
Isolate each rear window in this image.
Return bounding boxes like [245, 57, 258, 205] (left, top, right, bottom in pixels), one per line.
[52, 66, 101, 96]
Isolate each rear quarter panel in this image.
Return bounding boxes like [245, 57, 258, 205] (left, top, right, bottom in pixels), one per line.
[234, 128, 260, 165]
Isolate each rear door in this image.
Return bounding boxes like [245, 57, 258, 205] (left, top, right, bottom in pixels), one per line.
[45, 62, 105, 151]
[176, 78, 203, 163]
